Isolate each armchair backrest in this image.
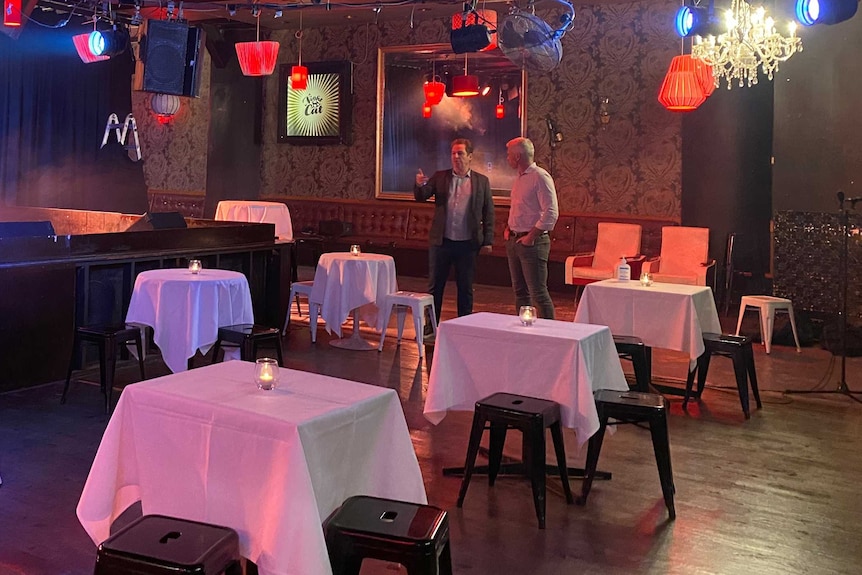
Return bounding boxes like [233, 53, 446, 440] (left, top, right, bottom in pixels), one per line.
[659, 226, 710, 275]
[593, 222, 642, 270]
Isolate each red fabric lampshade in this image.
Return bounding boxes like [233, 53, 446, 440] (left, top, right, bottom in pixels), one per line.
[291, 65, 308, 90]
[496, 104, 505, 119]
[72, 33, 109, 63]
[235, 41, 280, 77]
[452, 9, 498, 51]
[692, 57, 716, 97]
[423, 103, 432, 118]
[4, 0, 22, 27]
[658, 55, 706, 112]
[452, 75, 480, 97]
[424, 81, 445, 106]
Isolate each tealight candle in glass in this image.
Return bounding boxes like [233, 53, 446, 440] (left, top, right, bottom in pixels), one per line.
[350, 244, 361, 256]
[188, 259, 202, 274]
[519, 305, 536, 326]
[255, 358, 279, 391]
[639, 271, 653, 287]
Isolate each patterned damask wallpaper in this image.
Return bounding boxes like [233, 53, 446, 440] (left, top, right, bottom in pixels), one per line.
[132, 54, 211, 196]
[260, 0, 681, 218]
[137, 0, 682, 218]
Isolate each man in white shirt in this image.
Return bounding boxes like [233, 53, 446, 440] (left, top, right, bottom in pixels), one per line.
[415, 139, 495, 321]
[505, 137, 559, 319]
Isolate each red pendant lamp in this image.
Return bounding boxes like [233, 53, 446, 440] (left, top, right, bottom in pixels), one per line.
[658, 55, 706, 112]
[4, 0, 21, 27]
[424, 81, 445, 105]
[422, 103, 432, 118]
[236, 10, 280, 77]
[452, 55, 480, 97]
[495, 87, 505, 119]
[452, 9, 498, 51]
[291, 13, 308, 90]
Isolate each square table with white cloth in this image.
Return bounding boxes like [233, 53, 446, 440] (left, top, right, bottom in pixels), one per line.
[574, 279, 722, 363]
[215, 200, 294, 240]
[76, 360, 427, 575]
[424, 312, 629, 444]
[125, 269, 254, 373]
[310, 252, 398, 350]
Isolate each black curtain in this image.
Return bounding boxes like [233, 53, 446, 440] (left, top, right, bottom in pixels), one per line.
[0, 18, 147, 213]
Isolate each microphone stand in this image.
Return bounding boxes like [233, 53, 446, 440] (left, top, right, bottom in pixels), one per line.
[787, 194, 862, 402]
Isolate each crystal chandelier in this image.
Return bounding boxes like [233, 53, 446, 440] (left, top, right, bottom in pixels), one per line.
[691, 0, 802, 89]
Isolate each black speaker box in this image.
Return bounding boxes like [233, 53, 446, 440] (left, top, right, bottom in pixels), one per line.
[142, 20, 204, 97]
[0, 221, 56, 238]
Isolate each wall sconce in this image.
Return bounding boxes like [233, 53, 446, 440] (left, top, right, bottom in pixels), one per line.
[599, 97, 611, 125]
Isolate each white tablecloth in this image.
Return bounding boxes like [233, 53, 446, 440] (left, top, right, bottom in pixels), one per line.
[76, 360, 427, 575]
[574, 279, 722, 361]
[310, 253, 398, 337]
[215, 200, 293, 240]
[125, 269, 254, 373]
[424, 312, 628, 443]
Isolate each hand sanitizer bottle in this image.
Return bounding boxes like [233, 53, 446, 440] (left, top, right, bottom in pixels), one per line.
[616, 256, 631, 281]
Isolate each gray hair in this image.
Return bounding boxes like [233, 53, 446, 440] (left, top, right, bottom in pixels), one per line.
[507, 137, 534, 162]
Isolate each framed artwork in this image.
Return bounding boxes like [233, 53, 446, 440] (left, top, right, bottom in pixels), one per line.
[277, 61, 352, 145]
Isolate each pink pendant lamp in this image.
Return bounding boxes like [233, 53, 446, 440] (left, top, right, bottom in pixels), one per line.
[236, 11, 279, 77]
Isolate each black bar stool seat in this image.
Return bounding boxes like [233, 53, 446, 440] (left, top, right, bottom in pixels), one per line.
[211, 324, 284, 366]
[579, 389, 676, 520]
[62, 323, 145, 414]
[613, 335, 652, 392]
[94, 514, 241, 575]
[457, 392, 574, 529]
[323, 495, 452, 575]
[684, 332, 762, 419]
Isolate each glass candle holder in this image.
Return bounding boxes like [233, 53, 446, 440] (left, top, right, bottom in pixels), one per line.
[188, 259, 202, 274]
[255, 358, 279, 391]
[639, 271, 653, 287]
[350, 244, 361, 256]
[519, 305, 536, 326]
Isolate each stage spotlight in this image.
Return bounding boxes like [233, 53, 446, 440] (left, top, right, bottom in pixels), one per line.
[674, 5, 714, 37]
[451, 23, 491, 54]
[89, 27, 130, 58]
[796, 0, 858, 25]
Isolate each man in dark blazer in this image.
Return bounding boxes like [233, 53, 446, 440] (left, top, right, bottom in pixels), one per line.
[415, 138, 495, 323]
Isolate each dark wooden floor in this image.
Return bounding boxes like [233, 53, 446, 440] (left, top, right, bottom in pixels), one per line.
[2, 271, 862, 574]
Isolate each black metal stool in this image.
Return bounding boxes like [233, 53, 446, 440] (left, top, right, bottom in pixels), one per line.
[457, 392, 574, 529]
[323, 495, 452, 575]
[613, 335, 652, 392]
[62, 324, 145, 414]
[579, 389, 676, 519]
[94, 514, 241, 575]
[210, 324, 284, 366]
[684, 332, 761, 419]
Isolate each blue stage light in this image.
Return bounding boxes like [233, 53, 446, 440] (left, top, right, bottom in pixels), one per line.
[796, 0, 858, 25]
[88, 28, 129, 58]
[674, 5, 713, 37]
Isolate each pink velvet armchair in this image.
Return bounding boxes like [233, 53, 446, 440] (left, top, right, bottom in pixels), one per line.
[642, 226, 716, 286]
[565, 222, 643, 287]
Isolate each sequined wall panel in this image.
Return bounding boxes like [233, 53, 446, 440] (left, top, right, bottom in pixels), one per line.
[774, 211, 862, 318]
[259, 1, 681, 219]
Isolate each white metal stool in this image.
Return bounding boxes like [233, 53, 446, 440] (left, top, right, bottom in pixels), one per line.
[735, 295, 801, 354]
[282, 280, 319, 343]
[377, 291, 437, 358]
